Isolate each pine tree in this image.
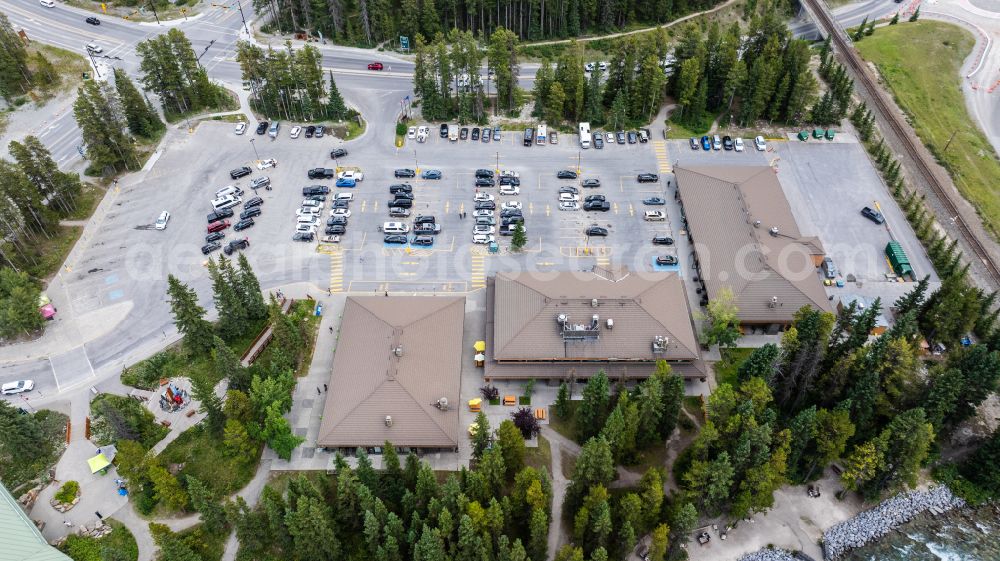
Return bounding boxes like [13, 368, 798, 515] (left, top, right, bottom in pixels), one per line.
[187, 476, 227, 532]
[212, 336, 248, 391]
[327, 70, 349, 120]
[577, 371, 610, 441]
[166, 275, 213, 354]
[910, 7, 920, 21]
[471, 410, 492, 460]
[73, 80, 139, 173]
[496, 420, 525, 477]
[8, 135, 81, 215]
[32, 51, 58, 89]
[236, 254, 267, 320]
[555, 382, 570, 418]
[545, 82, 566, 126]
[114, 68, 163, 139]
[890, 12, 900, 25]
[191, 372, 225, 434]
[511, 222, 527, 251]
[207, 256, 247, 339]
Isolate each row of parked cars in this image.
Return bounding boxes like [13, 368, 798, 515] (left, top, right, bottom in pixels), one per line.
[690, 135, 767, 152]
[203, 180, 265, 255]
[589, 129, 650, 149]
[235, 120, 332, 139]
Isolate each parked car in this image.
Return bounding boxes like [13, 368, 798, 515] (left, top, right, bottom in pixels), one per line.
[389, 184, 413, 194]
[86, 42, 103, 54]
[439, 124, 449, 138]
[822, 257, 839, 279]
[723, 135, 734, 150]
[2, 380, 34, 395]
[474, 200, 496, 210]
[390, 198, 413, 208]
[861, 206, 885, 224]
[559, 193, 580, 202]
[407, 126, 416, 139]
[235, 122, 247, 135]
[395, 168, 416, 178]
[206, 231, 225, 243]
[206, 209, 234, 223]
[314, 125, 326, 138]
[328, 215, 348, 226]
[388, 207, 411, 217]
[336, 178, 357, 188]
[367, 62, 384, 70]
[482, 127, 492, 143]
[474, 193, 495, 202]
[326, 225, 347, 235]
[392, 192, 415, 201]
[224, 238, 250, 255]
[207, 220, 231, 233]
[701, 135, 711, 150]
[754, 136, 767, 151]
[473, 209, 494, 218]
[502, 200, 522, 210]
[557, 170, 578, 179]
[240, 207, 261, 220]
[642, 197, 666, 205]
[499, 185, 520, 196]
[493, 127, 502, 141]
[201, 242, 222, 254]
[414, 215, 437, 224]
[559, 186, 579, 195]
[549, 131, 558, 144]
[615, 131, 626, 144]
[689, 137, 699, 150]
[302, 185, 330, 196]
[154, 211, 170, 230]
[292, 232, 315, 242]
[644, 210, 666, 221]
[414, 223, 441, 234]
[475, 178, 495, 187]
[256, 158, 277, 170]
[384, 234, 408, 244]
[582, 178, 601, 188]
[637, 173, 659, 183]
[422, 169, 442, 180]
[627, 131, 638, 144]
[712, 135, 722, 150]
[638, 129, 649, 143]
[233, 218, 255, 232]
[411, 235, 434, 246]
[652, 235, 675, 245]
[559, 201, 580, 211]
[585, 225, 608, 236]
[256, 121, 269, 135]
[734, 137, 745, 152]
[230, 166, 252, 179]
[305, 125, 316, 138]
[584, 194, 606, 203]
[473, 234, 496, 244]
[289, 126, 301, 139]
[308, 168, 334, 179]
[472, 127, 480, 140]
[475, 169, 495, 179]
[250, 177, 270, 190]
[594, 134, 604, 149]
[584, 200, 610, 212]
[460, 127, 469, 140]
[656, 255, 678, 266]
[606, 131, 615, 143]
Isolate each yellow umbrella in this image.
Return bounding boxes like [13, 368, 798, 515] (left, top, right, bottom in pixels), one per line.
[473, 340, 486, 352]
[87, 453, 111, 473]
[468, 398, 482, 407]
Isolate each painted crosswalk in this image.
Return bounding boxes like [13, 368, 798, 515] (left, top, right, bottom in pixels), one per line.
[328, 249, 344, 293]
[652, 140, 671, 173]
[471, 251, 486, 289]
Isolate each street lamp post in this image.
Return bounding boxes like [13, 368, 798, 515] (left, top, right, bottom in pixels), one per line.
[234, 1, 250, 35]
[413, 150, 420, 174]
[250, 138, 259, 161]
[86, 46, 101, 79]
[147, 0, 160, 24]
[495, 151, 499, 174]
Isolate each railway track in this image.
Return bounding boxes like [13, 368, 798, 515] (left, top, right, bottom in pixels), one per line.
[802, 0, 1000, 287]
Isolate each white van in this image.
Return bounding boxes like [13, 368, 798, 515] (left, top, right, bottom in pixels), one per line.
[382, 221, 409, 234]
[40, 0, 55, 7]
[211, 195, 241, 211]
[215, 185, 243, 199]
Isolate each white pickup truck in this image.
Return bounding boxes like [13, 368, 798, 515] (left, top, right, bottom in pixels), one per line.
[337, 168, 364, 182]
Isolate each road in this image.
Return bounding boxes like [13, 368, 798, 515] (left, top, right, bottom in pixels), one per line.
[0, 0, 945, 400]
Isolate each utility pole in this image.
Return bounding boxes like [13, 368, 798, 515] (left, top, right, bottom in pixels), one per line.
[234, 1, 250, 35]
[147, 0, 160, 24]
[943, 129, 958, 153]
[250, 138, 259, 161]
[86, 46, 101, 79]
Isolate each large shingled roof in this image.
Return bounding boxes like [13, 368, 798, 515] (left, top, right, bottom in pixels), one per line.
[0, 482, 72, 561]
[675, 165, 832, 323]
[490, 267, 699, 362]
[317, 296, 465, 449]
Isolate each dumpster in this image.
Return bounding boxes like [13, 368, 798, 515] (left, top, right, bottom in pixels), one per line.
[812, 129, 825, 139]
[489, 241, 499, 254]
[825, 129, 835, 140]
[886, 241, 913, 279]
[797, 131, 809, 141]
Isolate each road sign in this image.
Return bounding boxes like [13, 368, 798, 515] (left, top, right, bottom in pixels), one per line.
[400, 36, 409, 50]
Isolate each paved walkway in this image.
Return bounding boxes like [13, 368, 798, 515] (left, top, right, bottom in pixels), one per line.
[239, 298, 293, 367]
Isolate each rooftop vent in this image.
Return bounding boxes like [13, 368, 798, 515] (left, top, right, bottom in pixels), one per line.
[393, 345, 404, 357]
[591, 298, 599, 308]
[385, 415, 393, 427]
[435, 397, 450, 411]
[769, 226, 780, 237]
[652, 335, 669, 353]
[769, 296, 779, 308]
[754, 220, 761, 228]
[591, 314, 599, 328]
[557, 313, 569, 326]
[606, 318, 614, 330]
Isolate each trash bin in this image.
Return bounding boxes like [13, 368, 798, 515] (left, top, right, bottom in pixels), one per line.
[812, 128, 825, 139]
[797, 131, 809, 141]
[825, 129, 836, 140]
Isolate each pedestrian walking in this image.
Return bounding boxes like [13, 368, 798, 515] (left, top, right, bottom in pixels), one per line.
[384, 291, 388, 297]
[328, 326, 333, 333]
[317, 387, 321, 395]
[324, 384, 328, 392]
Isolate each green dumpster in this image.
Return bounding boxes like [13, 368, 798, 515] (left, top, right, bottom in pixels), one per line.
[797, 131, 809, 141]
[886, 241, 913, 279]
[825, 129, 835, 140]
[812, 129, 825, 139]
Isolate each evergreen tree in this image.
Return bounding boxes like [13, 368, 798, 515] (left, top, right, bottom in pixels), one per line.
[190, 372, 225, 434]
[565, 436, 614, 512]
[213, 335, 249, 391]
[73, 80, 139, 173]
[511, 222, 527, 251]
[207, 256, 247, 339]
[187, 476, 227, 532]
[496, 420, 526, 477]
[8, 135, 82, 215]
[165, 275, 213, 354]
[737, 344, 780, 383]
[555, 381, 571, 418]
[577, 371, 610, 441]
[284, 496, 341, 561]
[471, 410, 492, 460]
[327, 70, 349, 120]
[114, 68, 164, 139]
[910, 7, 920, 21]
[236, 253, 267, 320]
[148, 465, 189, 511]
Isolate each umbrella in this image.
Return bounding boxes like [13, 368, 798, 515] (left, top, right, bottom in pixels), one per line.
[473, 340, 486, 352]
[87, 453, 111, 473]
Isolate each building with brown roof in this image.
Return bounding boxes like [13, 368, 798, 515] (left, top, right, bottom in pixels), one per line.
[317, 296, 465, 452]
[674, 165, 832, 326]
[485, 267, 705, 380]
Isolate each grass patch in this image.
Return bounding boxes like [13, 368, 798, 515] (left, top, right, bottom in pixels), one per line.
[328, 114, 367, 140]
[627, 442, 670, 476]
[547, 400, 580, 443]
[62, 520, 138, 561]
[681, 396, 705, 430]
[0, 409, 68, 494]
[159, 423, 261, 497]
[666, 112, 716, 138]
[489, 398, 501, 406]
[23, 224, 84, 280]
[560, 448, 577, 479]
[207, 113, 250, 123]
[524, 434, 553, 476]
[519, 395, 531, 405]
[65, 183, 105, 221]
[856, 21, 1000, 238]
[713, 347, 754, 387]
[164, 87, 240, 124]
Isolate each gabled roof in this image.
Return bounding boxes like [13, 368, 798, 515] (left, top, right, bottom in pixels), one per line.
[491, 267, 699, 361]
[0, 482, 72, 561]
[317, 296, 464, 448]
[675, 166, 832, 322]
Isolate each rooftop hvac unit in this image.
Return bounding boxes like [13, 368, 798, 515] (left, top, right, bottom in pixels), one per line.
[754, 220, 761, 228]
[385, 415, 393, 427]
[435, 397, 449, 411]
[606, 318, 614, 330]
[591, 314, 599, 328]
[557, 313, 569, 326]
[769, 296, 778, 308]
[652, 335, 669, 353]
[591, 298, 599, 308]
[393, 345, 404, 357]
[769, 226, 779, 237]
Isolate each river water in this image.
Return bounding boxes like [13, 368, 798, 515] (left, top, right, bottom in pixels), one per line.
[842, 505, 1000, 561]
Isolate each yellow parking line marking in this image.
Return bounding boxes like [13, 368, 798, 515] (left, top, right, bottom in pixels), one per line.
[613, 202, 619, 214]
[546, 205, 551, 216]
[529, 202, 534, 215]
[372, 201, 379, 213]
[629, 204, 635, 217]
[361, 200, 367, 213]
[329, 250, 344, 293]
[445, 201, 450, 213]
[470, 250, 487, 288]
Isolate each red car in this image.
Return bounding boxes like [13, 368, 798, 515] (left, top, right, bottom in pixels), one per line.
[367, 62, 384, 71]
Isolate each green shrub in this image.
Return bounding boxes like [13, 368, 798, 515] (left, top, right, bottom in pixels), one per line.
[395, 121, 407, 136]
[54, 480, 79, 504]
[62, 520, 138, 561]
[133, 484, 158, 515]
[121, 352, 172, 390]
